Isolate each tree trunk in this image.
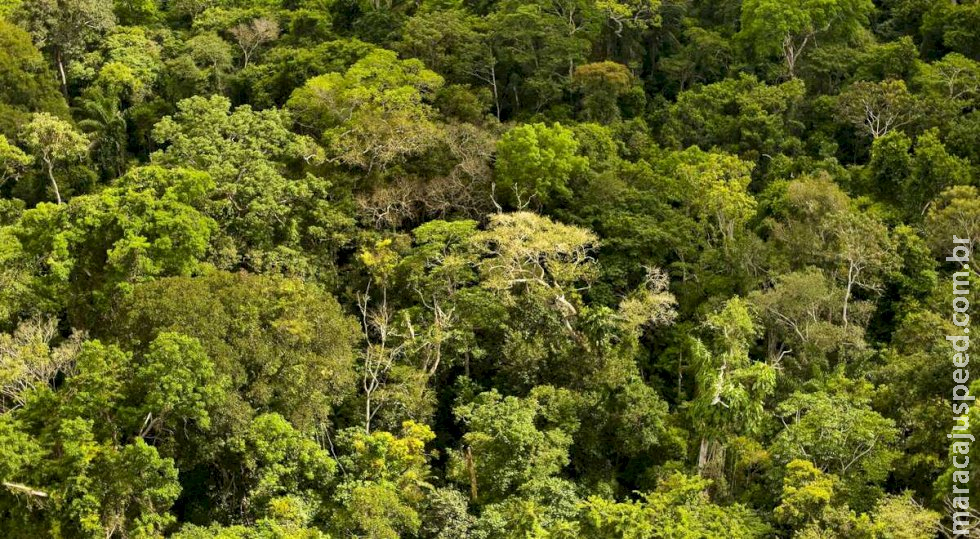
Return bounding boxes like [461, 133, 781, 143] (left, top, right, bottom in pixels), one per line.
[842, 262, 856, 329]
[697, 437, 710, 476]
[490, 64, 501, 120]
[364, 393, 371, 434]
[783, 39, 797, 79]
[56, 49, 68, 97]
[465, 446, 478, 501]
[45, 158, 62, 205]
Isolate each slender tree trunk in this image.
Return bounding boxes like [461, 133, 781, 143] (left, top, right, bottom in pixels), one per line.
[843, 262, 856, 329]
[465, 446, 478, 501]
[55, 49, 68, 97]
[677, 353, 683, 397]
[364, 391, 372, 434]
[44, 158, 61, 205]
[489, 63, 500, 120]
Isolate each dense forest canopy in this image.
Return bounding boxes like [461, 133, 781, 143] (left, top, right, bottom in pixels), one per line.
[0, 0, 978, 537]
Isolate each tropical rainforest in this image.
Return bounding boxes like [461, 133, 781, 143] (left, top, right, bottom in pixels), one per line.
[0, 0, 978, 536]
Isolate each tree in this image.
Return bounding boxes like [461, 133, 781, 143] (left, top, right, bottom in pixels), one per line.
[917, 53, 980, 106]
[114, 270, 359, 432]
[739, 0, 874, 78]
[837, 80, 921, 139]
[80, 438, 181, 537]
[331, 421, 436, 538]
[749, 268, 865, 377]
[906, 129, 972, 216]
[874, 310, 953, 499]
[924, 186, 980, 273]
[826, 210, 899, 329]
[172, 520, 330, 538]
[774, 460, 838, 529]
[240, 39, 376, 109]
[0, 20, 67, 136]
[663, 74, 805, 161]
[487, 0, 594, 114]
[865, 494, 939, 539]
[770, 377, 899, 501]
[573, 61, 633, 123]
[0, 224, 32, 324]
[131, 332, 226, 440]
[152, 95, 352, 276]
[111, 271, 357, 523]
[7, 166, 215, 325]
[449, 388, 577, 504]
[864, 128, 972, 220]
[0, 335, 187, 537]
[493, 123, 588, 208]
[13, 0, 116, 95]
[230, 17, 280, 69]
[86, 27, 163, 103]
[419, 487, 476, 539]
[688, 297, 776, 479]
[920, 1, 980, 60]
[0, 134, 31, 189]
[356, 238, 412, 434]
[397, 9, 487, 85]
[76, 91, 128, 179]
[287, 49, 445, 171]
[185, 32, 234, 94]
[674, 149, 756, 250]
[228, 413, 336, 523]
[576, 473, 770, 538]
[767, 175, 899, 329]
[773, 461, 939, 537]
[596, 0, 664, 35]
[0, 317, 82, 412]
[659, 25, 734, 92]
[20, 112, 88, 204]
[473, 212, 599, 300]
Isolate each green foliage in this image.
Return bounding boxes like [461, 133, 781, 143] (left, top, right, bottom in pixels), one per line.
[20, 112, 90, 204]
[573, 61, 633, 123]
[5, 165, 214, 325]
[231, 413, 336, 520]
[739, 0, 873, 77]
[13, 0, 116, 94]
[663, 74, 805, 163]
[0, 134, 31, 188]
[689, 297, 776, 478]
[133, 332, 226, 436]
[185, 32, 235, 93]
[114, 270, 359, 431]
[864, 128, 971, 219]
[0, 332, 193, 537]
[925, 185, 980, 259]
[151, 95, 352, 276]
[0, 0, 971, 535]
[494, 122, 588, 208]
[450, 388, 577, 504]
[287, 49, 444, 171]
[397, 9, 486, 86]
[330, 421, 435, 538]
[577, 473, 770, 538]
[0, 20, 67, 136]
[238, 39, 375, 108]
[775, 459, 838, 528]
[770, 377, 899, 505]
